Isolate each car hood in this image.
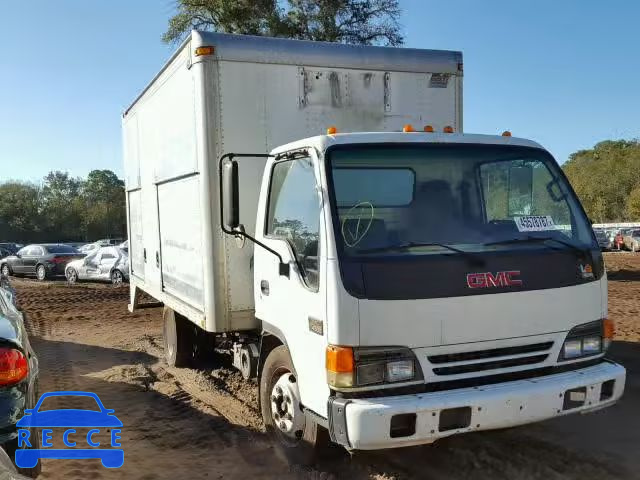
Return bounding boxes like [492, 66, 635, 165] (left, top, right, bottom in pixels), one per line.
[17, 410, 123, 428]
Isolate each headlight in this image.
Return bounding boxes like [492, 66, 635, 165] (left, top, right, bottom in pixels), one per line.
[326, 345, 423, 389]
[558, 319, 613, 361]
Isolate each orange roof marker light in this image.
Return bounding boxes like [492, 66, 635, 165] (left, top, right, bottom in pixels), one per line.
[502, 131, 512, 137]
[403, 124, 415, 133]
[327, 126, 338, 135]
[423, 125, 434, 133]
[443, 126, 454, 133]
[195, 46, 215, 57]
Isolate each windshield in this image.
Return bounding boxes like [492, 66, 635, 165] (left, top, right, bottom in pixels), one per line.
[327, 144, 595, 257]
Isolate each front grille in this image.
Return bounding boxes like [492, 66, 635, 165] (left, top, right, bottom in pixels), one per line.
[427, 341, 554, 376]
[337, 358, 605, 399]
[432, 354, 548, 375]
[428, 342, 554, 364]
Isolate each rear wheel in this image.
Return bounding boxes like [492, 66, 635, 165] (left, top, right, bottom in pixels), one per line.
[35, 265, 46, 281]
[162, 307, 193, 367]
[66, 268, 78, 284]
[260, 345, 326, 465]
[1, 264, 10, 276]
[111, 269, 124, 286]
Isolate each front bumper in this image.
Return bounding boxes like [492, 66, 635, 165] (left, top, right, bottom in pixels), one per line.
[329, 361, 625, 450]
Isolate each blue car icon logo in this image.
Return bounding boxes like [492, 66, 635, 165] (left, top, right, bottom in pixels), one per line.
[15, 391, 123, 469]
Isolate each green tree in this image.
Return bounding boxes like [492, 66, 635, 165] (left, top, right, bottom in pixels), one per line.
[0, 182, 42, 241]
[40, 171, 84, 241]
[627, 186, 640, 220]
[82, 170, 126, 240]
[563, 140, 640, 221]
[163, 0, 403, 46]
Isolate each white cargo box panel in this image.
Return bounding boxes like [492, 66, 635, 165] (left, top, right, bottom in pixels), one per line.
[123, 31, 462, 333]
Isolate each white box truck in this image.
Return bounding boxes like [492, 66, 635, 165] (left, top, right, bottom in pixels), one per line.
[123, 31, 625, 462]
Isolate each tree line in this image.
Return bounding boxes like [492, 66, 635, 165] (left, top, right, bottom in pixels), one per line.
[562, 140, 640, 223]
[0, 170, 126, 244]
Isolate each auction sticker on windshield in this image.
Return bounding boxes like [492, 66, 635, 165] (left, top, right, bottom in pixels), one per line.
[514, 215, 557, 232]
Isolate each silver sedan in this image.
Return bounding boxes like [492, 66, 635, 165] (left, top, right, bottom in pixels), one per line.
[65, 246, 129, 285]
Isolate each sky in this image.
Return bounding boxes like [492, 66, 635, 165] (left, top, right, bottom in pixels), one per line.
[0, 0, 638, 182]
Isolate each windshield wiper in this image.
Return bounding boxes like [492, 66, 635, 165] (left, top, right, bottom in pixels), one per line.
[355, 242, 485, 265]
[485, 236, 586, 256]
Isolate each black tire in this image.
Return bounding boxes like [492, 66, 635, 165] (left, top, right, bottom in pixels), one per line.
[3, 432, 42, 478]
[66, 268, 78, 284]
[260, 345, 326, 465]
[110, 269, 124, 286]
[0, 264, 10, 277]
[35, 265, 46, 281]
[162, 307, 193, 367]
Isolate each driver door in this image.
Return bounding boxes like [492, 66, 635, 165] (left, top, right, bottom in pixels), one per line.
[253, 150, 330, 418]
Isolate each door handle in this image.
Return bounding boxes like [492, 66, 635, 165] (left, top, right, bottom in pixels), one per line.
[156, 251, 160, 268]
[143, 248, 147, 263]
[260, 280, 270, 295]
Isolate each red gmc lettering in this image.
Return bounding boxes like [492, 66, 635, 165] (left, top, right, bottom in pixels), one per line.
[466, 271, 522, 289]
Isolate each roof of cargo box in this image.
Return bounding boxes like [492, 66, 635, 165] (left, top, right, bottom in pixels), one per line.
[193, 31, 462, 74]
[124, 31, 462, 116]
[271, 132, 545, 156]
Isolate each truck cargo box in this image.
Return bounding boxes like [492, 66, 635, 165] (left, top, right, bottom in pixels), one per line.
[122, 31, 463, 333]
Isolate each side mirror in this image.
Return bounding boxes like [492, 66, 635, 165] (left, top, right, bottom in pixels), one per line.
[507, 165, 533, 216]
[221, 159, 240, 232]
[15, 253, 21, 258]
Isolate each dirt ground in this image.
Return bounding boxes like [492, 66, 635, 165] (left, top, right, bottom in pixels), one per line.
[8, 252, 640, 479]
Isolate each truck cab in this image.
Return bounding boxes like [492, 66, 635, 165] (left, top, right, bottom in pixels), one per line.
[222, 130, 625, 458]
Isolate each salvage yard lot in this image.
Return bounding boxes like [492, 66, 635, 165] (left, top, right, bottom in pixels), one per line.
[11, 252, 640, 479]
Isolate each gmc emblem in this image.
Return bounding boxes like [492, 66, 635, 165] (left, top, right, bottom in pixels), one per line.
[466, 271, 523, 289]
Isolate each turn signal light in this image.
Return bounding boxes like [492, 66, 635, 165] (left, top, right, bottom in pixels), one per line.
[0, 348, 28, 386]
[502, 130, 512, 137]
[326, 345, 354, 388]
[195, 46, 215, 56]
[604, 318, 615, 343]
[327, 126, 338, 135]
[423, 125, 434, 133]
[443, 126, 454, 133]
[403, 124, 415, 133]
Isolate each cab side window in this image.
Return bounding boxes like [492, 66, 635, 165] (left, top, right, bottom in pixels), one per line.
[266, 157, 320, 290]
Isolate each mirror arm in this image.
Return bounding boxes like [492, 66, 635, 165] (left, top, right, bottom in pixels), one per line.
[218, 152, 290, 277]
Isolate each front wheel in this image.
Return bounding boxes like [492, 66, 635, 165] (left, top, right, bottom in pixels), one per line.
[111, 269, 124, 286]
[1, 264, 10, 276]
[260, 345, 326, 465]
[35, 265, 47, 281]
[66, 268, 78, 284]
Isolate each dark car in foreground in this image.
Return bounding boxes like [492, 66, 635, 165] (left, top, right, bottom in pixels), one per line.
[0, 244, 84, 281]
[0, 275, 39, 477]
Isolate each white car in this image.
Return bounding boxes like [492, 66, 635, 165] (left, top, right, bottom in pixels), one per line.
[65, 246, 129, 285]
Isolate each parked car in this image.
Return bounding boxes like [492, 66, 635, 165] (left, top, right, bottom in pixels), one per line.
[65, 246, 129, 285]
[623, 229, 640, 252]
[593, 228, 611, 250]
[0, 244, 20, 255]
[613, 230, 626, 250]
[0, 244, 84, 281]
[0, 276, 40, 477]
